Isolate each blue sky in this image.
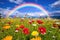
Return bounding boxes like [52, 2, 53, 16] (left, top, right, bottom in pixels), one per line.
[0, 0, 60, 17]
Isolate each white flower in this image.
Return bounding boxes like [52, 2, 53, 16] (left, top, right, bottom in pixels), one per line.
[15, 30, 19, 32]
[52, 35, 56, 38]
[32, 24, 37, 26]
[51, 26, 54, 28]
[56, 22, 60, 24]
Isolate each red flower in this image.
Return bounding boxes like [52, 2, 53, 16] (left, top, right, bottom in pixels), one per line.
[7, 22, 12, 25]
[15, 27, 20, 30]
[32, 20, 34, 22]
[23, 28, 30, 35]
[37, 19, 43, 24]
[53, 23, 58, 27]
[38, 26, 46, 35]
[19, 25, 25, 29]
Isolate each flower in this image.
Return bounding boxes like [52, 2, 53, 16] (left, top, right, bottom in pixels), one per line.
[15, 27, 20, 32]
[53, 23, 58, 27]
[37, 19, 43, 24]
[38, 26, 46, 35]
[31, 31, 39, 36]
[29, 21, 32, 24]
[15, 27, 20, 30]
[10, 20, 13, 23]
[23, 28, 30, 35]
[52, 35, 56, 39]
[31, 20, 34, 22]
[30, 38, 35, 40]
[15, 30, 19, 32]
[16, 24, 19, 27]
[19, 24, 25, 29]
[7, 22, 12, 25]
[2, 35, 13, 40]
[3, 25, 10, 29]
[30, 36, 41, 40]
[32, 24, 37, 26]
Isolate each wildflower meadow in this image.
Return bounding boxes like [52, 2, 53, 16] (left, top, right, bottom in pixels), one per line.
[0, 18, 60, 40]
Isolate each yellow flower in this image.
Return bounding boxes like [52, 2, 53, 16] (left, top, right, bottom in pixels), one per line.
[10, 20, 13, 23]
[30, 38, 35, 40]
[31, 31, 39, 36]
[2, 35, 13, 40]
[35, 36, 41, 40]
[16, 24, 19, 27]
[30, 36, 41, 40]
[3, 25, 10, 29]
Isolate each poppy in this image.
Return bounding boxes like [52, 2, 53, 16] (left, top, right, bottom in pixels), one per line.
[15, 27, 20, 30]
[38, 26, 46, 35]
[37, 19, 43, 24]
[23, 28, 30, 35]
[19, 24, 25, 29]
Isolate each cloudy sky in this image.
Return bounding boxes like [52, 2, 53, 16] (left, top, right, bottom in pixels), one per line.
[0, 0, 60, 17]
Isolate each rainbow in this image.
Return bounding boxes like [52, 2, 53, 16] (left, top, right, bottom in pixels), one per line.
[7, 3, 49, 17]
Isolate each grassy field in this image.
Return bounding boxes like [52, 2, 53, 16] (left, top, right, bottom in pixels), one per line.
[0, 18, 60, 40]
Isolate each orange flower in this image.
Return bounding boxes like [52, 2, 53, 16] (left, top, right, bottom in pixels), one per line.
[3, 25, 10, 29]
[2, 35, 13, 40]
[30, 36, 41, 40]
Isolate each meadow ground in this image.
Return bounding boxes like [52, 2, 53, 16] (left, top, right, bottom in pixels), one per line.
[0, 18, 60, 40]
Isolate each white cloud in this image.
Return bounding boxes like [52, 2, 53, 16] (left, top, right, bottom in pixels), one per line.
[49, 11, 60, 16]
[27, 12, 47, 16]
[0, 8, 11, 15]
[11, 11, 47, 17]
[51, 0, 60, 7]
[9, 0, 24, 4]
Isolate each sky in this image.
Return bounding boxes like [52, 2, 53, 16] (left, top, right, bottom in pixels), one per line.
[0, 0, 60, 17]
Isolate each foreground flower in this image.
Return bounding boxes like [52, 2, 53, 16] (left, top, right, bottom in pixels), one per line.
[19, 24, 25, 29]
[38, 26, 46, 35]
[37, 19, 43, 24]
[30, 36, 41, 40]
[2, 35, 13, 40]
[23, 28, 30, 35]
[3, 25, 10, 29]
[31, 31, 39, 36]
